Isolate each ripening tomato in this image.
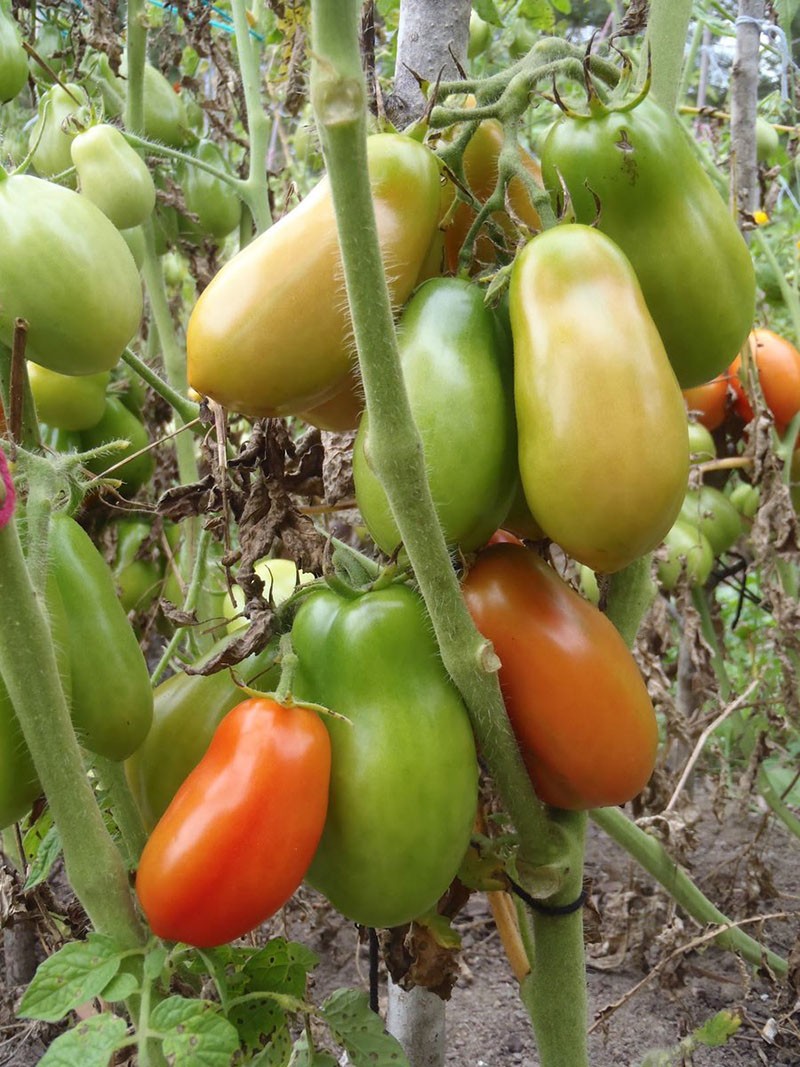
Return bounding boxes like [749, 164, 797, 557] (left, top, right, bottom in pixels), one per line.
[136, 697, 330, 947]
[28, 363, 109, 431]
[462, 544, 658, 810]
[683, 374, 730, 431]
[729, 329, 800, 428]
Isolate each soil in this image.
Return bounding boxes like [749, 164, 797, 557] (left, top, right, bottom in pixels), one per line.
[1, 789, 798, 1066]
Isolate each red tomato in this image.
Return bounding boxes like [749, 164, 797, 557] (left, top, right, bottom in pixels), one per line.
[136, 697, 330, 947]
[729, 329, 800, 426]
[462, 544, 658, 810]
[487, 529, 525, 547]
[682, 374, 730, 431]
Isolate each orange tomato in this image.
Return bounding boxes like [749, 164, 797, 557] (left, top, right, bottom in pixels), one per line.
[462, 543, 658, 810]
[443, 118, 542, 273]
[729, 329, 800, 427]
[682, 374, 730, 431]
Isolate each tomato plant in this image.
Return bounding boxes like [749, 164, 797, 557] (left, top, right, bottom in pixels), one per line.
[136, 697, 330, 947]
[353, 277, 517, 554]
[462, 543, 659, 810]
[290, 582, 478, 928]
[510, 223, 689, 573]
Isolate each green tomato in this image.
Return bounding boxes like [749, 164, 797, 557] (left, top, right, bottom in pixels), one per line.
[125, 637, 280, 831]
[541, 97, 756, 388]
[71, 124, 156, 230]
[139, 64, 189, 147]
[0, 5, 28, 103]
[80, 51, 125, 118]
[223, 557, 313, 632]
[79, 397, 155, 495]
[687, 421, 716, 463]
[291, 583, 478, 928]
[112, 518, 162, 613]
[48, 512, 153, 760]
[180, 140, 242, 240]
[680, 486, 743, 556]
[0, 174, 143, 375]
[728, 481, 759, 519]
[755, 117, 780, 163]
[28, 19, 66, 83]
[657, 519, 714, 591]
[354, 277, 517, 554]
[28, 83, 90, 185]
[28, 362, 109, 431]
[468, 11, 492, 58]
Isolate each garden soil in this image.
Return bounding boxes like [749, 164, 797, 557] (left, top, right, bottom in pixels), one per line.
[1, 791, 798, 1066]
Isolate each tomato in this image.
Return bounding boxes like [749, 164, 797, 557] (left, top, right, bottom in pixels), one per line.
[510, 224, 689, 573]
[755, 117, 780, 163]
[223, 558, 313, 632]
[136, 697, 330, 947]
[443, 114, 542, 273]
[687, 421, 716, 463]
[28, 83, 90, 185]
[0, 174, 143, 375]
[487, 529, 525, 547]
[0, 574, 71, 829]
[354, 278, 517, 554]
[79, 398, 155, 495]
[180, 140, 242, 240]
[28, 363, 109, 431]
[111, 518, 162, 614]
[298, 369, 364, 431]
[729, 329, 800, 428]
[541, 97, 756, 388]
[657, 519, 714, 590]
[71, 124, 156, 230]
[122, 62, 189, 147]
[187, 134, 442, 417]
[48, 512, 153, 760]
[29, 19, 66, 83]
[680, 487, 742, 556]
[291, 583, 478, 928]
[728, 481, 759, 519]
[0, 5, 27, 103]
[683, 374, 730, 432]
[126, 639, 280, 831]
[462, 543, 658, 809]
[468, 11, 492, 58]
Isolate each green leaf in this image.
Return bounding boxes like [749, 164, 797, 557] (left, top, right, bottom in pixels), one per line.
[519, 0, 555, 30]
[245, 939, 319, 1000]
[98, 971, 139, 1004]
[322, 990, 409, 1066]
[288, 1034, 339, 1067]
[247, 1022, 293, 1066]
[150, 996, 240, 1066]
[692, 1010, 741, 1048]
[23, 822, 61, 891]
[473, 0, 502, 26]
[413, 910, 462, 951]
[229, 996, 285, 1055]
[550, 0, 571, 13]
[143, 943, 169, 982]
[19, 935, 125, 1022]
[37, 1014, 130, 1067]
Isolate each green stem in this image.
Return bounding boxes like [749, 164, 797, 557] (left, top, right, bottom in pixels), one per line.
[149, 525, 213, 685]
[310, 5, 587, 1065]
[121, 348, 200, 426]
[94, 756, 148, 866]
[757, 764, 800, 840]
[124, 0, 147, 135]
[605, 555, 656, 646]
[691, 585, 732, 701]
[678, 18, 704, 104]
[642, 0, 694, 112]
[591, 806, 787, 976]
[230, 0, 272, 234]
[139, 223, 200, 493]
[0, 519, 144, 947]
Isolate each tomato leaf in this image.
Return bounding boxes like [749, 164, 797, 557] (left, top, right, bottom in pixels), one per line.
[692, 1011, 742, 1048]
[244, 938, 319, 1000]
[98, 970, 139, 1004]
[37, 1014, 130, 1067]
[518, 0, 555, 31]
[246, 1023, 293, 1066]
[150, 996, 239, 1065]
[321, 989, 410, 1066]
[287, 1035, 338, 1067]
[22, 820, 61, 891]
[473, 0, 502, 26]
[18, 935, 125, 1022]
